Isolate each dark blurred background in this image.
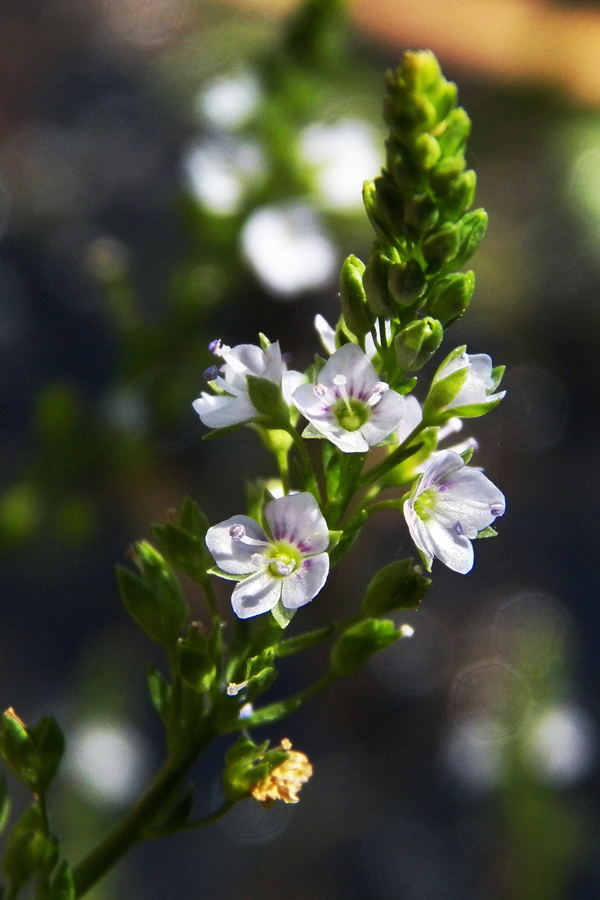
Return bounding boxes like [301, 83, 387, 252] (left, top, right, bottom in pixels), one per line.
[1, 0, 600, 897]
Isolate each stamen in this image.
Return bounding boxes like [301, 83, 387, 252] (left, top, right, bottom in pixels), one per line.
[209, 339, 226, 355]
[490, 505, 503, 516]
[400, 624, 415, 638]
[333, 373, 353, 414]
[438, 417, 463, 441]
[368, 381, 389, 406]
[229, 524, 246, 541]
[453, 521, 464, 535]
[227, 680, 248, 696]
[204, 365, 219, 381]
[313, 384, 327, 398]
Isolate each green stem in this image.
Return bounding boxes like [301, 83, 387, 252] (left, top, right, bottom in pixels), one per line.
[145, 799, 235, 840]
[285, 426, 322, 502]
[72, 731, 213, 898]
[358, 423, 426, 489]
[276, 450, 290, 495]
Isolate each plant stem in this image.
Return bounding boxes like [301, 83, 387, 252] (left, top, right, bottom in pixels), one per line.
[72, 733, 212, 898]
[146, 799, 235, 840]
[285, 426, 322, 502]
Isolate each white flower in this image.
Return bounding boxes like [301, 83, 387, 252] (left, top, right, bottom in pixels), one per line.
[404, 450, 505, 574]
[292, 343, 406, 453]
[206, 492, 329, 619]
[436, 351, 505, 412]
[193, 339, 303, 430]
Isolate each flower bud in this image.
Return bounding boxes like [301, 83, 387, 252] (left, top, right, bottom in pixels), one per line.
[436, 107, 471, 157]
[430, 155, 466, 196]
[438, 170, 476, 221]
[361, 558, 431, 617]
[362, 179, 392, 242]
[403, 193, 439, 235]
[331, 618, 400, 676]
[0, 709, 65, 794]
[387, 259, 426, 307]
[422, 223, 460, 270]
[339, 255, 373, 339]
[453, 209, 488, 269]
[363, 248, 395, 317]
[394, 317, 443, 371]
[428, 271, 475, 325]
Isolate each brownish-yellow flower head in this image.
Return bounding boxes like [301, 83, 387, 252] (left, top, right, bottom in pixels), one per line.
[251, 739, 313, 807]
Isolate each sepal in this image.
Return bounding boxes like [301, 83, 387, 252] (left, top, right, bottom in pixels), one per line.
[47, 860, 75, 900]
[330, 618, 400, 676]
[246, 375, 290, 430]
[361, 559, 430, 617]
[222, 737, 289, 802]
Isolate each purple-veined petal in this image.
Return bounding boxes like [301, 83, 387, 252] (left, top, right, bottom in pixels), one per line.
[424, 518, 474, 574]
[418, 450, 465, 492]
[281, 553, 330, 609]
[265, 492, 329, 554]
[206, 514, 269, 574]
[231, 570, 282, 618]
[319, 344, 378, 399]
[434, 471, 505, 536]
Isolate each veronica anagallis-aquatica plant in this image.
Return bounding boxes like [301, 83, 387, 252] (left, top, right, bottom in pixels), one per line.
[0, 50, 505, 899]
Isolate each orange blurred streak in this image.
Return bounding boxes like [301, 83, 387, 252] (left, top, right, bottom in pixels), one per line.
[223, 0, 600, 106]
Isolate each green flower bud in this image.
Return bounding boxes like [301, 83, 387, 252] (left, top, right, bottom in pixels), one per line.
[428, 272, 475, 325]
[430, 155, 466, 196]
[403, 193, 439, 236]
[411, 133, 441, 172]
[0, 709, 65, 795]
[422, 223, 460, 271]
[330, 618, 400, 676]
[438, 170, 476, 221]
[362, 179, 392, 242]
[436, 107, 471, 157]
[362, 558, 431, 617]
[363, 248, 395, 317]
[339, 255, 373, 339]
[374, 175, 406, 237]
[452, 209, 488, 268]
[394, 317, 444, 370]
[48, 861, 75, 900]
[388, 259, 426, 307]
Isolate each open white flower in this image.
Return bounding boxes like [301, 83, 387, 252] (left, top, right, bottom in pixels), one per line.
[292, 343, 405, 453]
[206, 492, 329, 619]
[314, 314, 390, 362]
[193, 339, 303, 429]
[404, 450, 505, 574]
[436, 351, 505, 412]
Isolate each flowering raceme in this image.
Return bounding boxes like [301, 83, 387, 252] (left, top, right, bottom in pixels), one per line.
[193, 339, 303, 429]
[403, 450, 505, 574]
[292, 344, 405, 453]
[206, 492, 330, 619]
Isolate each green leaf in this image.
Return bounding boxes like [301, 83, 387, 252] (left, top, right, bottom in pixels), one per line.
[361, 558, 431, 617]
[151, 522, 211, 586]
[226, 697, 302, 732]
[275, 624, 335, 657]
[331, 618, 400, 676]
[178, 497, 210, 541]
[3, 805, 48, 888]
[117, 548, 187, 648]
[476, 526, 498, 539]
[246, 375, 290, 429]
[0, 772, 9, 834]
[47, 861, 75, 900]
[29, 716, 65, 794]
[177, 639, 216, 693]
[147, 666, 171, 721]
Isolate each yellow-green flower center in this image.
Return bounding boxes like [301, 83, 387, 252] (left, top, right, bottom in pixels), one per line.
[414, 488, 436, 521]
[267, 542, 301, 578]
[333, 397, 370, 432]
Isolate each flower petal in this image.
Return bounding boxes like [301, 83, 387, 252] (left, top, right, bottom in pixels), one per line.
[435, 469, 505, 536]
[231, 570, 282, 618]
[314, 314, 336, 355]
[360, 389, 405, 446]
[397, 394, 423, 444]
[423, 518, 474, 574]
[282, 369, 306, 405]
[418, 450, 465, 492]
[193, 392, 257, 428]
[206, 515, 269, 574]
[319, 343, 378, 399]
[281, 553, 329, 609]
[265, 492, 329, 554]
[404, 501, 435, 570]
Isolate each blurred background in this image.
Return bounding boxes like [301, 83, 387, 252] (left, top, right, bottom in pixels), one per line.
[1, 0, 600, 897]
